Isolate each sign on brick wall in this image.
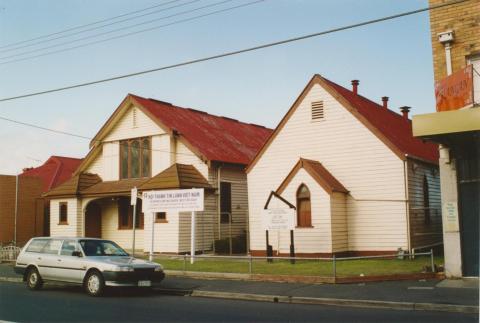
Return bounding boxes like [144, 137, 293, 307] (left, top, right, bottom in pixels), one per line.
[435, 65, 474, 112]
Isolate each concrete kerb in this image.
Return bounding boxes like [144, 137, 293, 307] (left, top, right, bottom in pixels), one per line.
[164, 269, 442, 284]
[0, 277, 22, 283]
[189, 290, 479, 314]
[1, 273, 477, 314]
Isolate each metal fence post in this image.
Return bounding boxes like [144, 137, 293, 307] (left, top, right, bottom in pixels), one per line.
[430, 249, 435, 273]
[332, 255, 336, 279]
[183, 254, 187, 272]
[248, 255, 252, 275]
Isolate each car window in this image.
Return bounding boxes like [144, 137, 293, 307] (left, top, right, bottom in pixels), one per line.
[42, 239, 63, 255]
[79, 240, 128, 256]
[60, 240, 80, 256]
[26, 239, 49, 253]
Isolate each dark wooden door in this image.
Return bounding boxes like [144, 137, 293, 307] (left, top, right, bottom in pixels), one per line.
[298, 199, 311, 227]
[85, 202, 102, 238]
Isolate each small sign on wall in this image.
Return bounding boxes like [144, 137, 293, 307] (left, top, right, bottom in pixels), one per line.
[262, 208, 295, 231]
[443, 201, 459, 232]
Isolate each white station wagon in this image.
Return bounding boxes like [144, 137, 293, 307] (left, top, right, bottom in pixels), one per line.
[14, 237, 165, 296]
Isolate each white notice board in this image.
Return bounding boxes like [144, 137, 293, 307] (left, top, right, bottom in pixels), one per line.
[142, 188, 204, 213]
[262, 208, 295, 230]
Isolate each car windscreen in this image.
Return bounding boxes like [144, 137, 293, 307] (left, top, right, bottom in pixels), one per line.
[79, 240, 128, 256]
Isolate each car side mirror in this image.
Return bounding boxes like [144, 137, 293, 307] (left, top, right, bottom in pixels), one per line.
[72, 251, 83, 257]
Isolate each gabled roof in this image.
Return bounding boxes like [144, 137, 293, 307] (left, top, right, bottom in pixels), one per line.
[21, 156, 83, 192]
[264, 191, 296, 210]
[139, 163, 211, 190]
[277, 158, 348, 195]
[247, 75, 439, 172]
[45, 164, 210, 198]
[88, 94, 272, 167]
[322, 78, 439, 163]
[80, 178, 147, 197]
[43, 173, 101, 198]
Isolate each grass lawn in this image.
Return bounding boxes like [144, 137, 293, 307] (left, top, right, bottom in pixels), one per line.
[149, 255, 443, 277]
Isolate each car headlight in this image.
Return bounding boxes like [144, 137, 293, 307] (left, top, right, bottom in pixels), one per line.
[154, 265, 163, 272]
[113, 266, 134, 272]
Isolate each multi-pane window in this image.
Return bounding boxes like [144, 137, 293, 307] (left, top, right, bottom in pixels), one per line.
[120, 137, 151, 179]
[117, 197, 144, 230]
[220, 182, 232, 224]
[297, 184, 312, 227]
[59, 202, 68, 224]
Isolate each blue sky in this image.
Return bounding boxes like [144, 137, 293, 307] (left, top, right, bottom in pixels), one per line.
[0, 0, 434, 174]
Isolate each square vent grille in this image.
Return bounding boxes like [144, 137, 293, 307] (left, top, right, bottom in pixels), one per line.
[311, 101, 324, 120]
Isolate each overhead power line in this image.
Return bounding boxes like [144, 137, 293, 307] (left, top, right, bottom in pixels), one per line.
[0, 0, 468, 103]
[0, 115, 200, 158]
[0, 0, 237, 61]
[0, 0, 260, 66]
[0, 0, 184, 50]
[0, 0, 202, 54]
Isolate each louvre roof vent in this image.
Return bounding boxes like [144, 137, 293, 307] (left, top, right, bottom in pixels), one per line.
[311, 101, 324, 120]
[132, 108, 138, 128]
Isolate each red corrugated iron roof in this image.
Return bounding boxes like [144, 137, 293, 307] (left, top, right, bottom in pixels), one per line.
[323, 78, 439, 163]
[21, 156, 83, 192]
[130, 94, 273, 165]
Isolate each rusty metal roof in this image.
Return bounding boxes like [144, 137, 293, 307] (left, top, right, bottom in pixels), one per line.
[130, 94, 273, 165]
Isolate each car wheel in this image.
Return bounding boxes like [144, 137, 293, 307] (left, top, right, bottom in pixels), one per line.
[26, 267, 43, 291]
[84, 270, 105, 297]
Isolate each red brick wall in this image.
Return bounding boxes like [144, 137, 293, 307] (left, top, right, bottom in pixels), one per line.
[0, 175, 44, 246]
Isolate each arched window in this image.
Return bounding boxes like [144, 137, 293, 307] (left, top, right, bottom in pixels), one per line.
[423, 176, 431, 225]
[297, 184, 312, 227]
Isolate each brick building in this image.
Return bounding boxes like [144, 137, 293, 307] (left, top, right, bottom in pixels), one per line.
[413, 0, 479, 277]
[0, 175, 43, 246]
[0, 156, 82, 246]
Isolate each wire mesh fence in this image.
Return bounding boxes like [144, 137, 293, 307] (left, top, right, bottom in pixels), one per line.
[147, 250, 438, 278]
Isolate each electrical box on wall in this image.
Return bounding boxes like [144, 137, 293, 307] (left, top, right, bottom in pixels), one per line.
[438, 30, 454, 44]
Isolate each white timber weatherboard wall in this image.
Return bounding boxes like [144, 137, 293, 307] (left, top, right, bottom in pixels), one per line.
[275, 168, 333, 254]
[248, 83, 408, 254]
[50, 198, 82, 237]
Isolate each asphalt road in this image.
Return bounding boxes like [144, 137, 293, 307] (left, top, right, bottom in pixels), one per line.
[0, 282, 478, 322]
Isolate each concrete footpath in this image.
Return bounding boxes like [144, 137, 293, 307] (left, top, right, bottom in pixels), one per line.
[1, 263, 478, 314]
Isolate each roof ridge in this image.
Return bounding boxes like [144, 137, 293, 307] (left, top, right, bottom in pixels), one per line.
[322, 77, 410, 120]
[51, 155, 83, 161]
[47, 158, 63, 191]
[133, 93, 272, 130]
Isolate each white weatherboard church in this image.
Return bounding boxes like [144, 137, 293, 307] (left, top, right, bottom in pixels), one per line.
[44, 94, 271, 254]
[247, 75, 442, 256]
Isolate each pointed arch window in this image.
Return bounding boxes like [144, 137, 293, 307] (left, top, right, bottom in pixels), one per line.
[297, 184, 312, 227]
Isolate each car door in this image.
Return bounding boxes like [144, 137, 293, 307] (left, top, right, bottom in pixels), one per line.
[56, 240, 86, 283]
[37, 239, 63, 280]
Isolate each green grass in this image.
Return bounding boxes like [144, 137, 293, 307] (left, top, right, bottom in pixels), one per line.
[148, 255, 443, 277]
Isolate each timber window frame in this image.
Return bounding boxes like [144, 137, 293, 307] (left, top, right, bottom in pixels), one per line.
[155, 212, 167, 223]
[296, 184, 312, 228]
[119, 137, 151, 179]
[423, 176, 431, 225]
[117, 197, 144, 230]
[58, 202, 68, 225]
[220, 182, 232, 224]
